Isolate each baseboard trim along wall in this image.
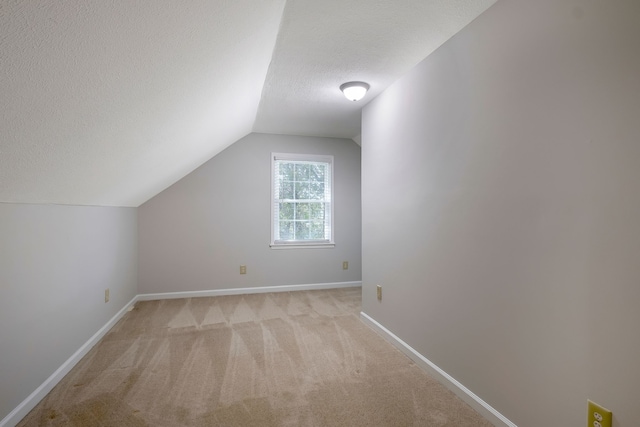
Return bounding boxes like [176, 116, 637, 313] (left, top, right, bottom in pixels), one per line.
[360, 312, 517, 427]
[1, 295, 138, 427]
[137, 281, 362, 301]
[2, 281, 362, 427]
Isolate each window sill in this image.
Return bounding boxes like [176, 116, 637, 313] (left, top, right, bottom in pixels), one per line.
[270, 242, 335, 250]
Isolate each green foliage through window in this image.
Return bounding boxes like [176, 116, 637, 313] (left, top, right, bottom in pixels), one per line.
[272, 154, 333, 244]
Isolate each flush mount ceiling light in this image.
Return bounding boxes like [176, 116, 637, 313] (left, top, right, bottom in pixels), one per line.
[340, 81, 370, 102]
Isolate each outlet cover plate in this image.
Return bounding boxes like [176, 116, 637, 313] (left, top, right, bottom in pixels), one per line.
[588, 400, 612, 427]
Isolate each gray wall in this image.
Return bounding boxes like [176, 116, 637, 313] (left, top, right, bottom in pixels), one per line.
[362, 1, 640, 426]
[0, 203, 138, 422]
[139, 133, 361, 294]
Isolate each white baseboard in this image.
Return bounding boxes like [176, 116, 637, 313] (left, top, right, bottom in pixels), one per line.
[137, 281, 362, 301]
[360, 312, 517, 427]
[0, 295, 138, 427]
[2, 282, 361, 427]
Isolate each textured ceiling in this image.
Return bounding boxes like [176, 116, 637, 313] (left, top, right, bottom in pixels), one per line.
[0, 0, 496, 207]
[254, 0, 497, 138]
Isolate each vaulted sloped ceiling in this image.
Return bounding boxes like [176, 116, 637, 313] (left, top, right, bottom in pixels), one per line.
[0, 0, 495, 207]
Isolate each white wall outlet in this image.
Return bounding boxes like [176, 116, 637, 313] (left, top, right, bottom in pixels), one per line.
[343, 261, 349, 270]
[240, 265, 247, 274]
[376, 285, 382, 301]
[105, 288, 110, 303]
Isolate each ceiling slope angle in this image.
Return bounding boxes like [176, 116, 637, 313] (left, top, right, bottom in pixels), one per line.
[0, 0, 286, 207]
[253, 0, 497, 139]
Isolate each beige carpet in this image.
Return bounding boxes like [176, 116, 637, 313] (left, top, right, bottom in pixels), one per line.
[18, 288, 492, 426]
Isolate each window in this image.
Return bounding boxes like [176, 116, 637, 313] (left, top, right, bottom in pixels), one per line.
[271, 153, 334, 248]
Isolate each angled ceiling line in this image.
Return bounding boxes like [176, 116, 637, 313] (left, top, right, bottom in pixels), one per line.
[251, 0, 290, 134]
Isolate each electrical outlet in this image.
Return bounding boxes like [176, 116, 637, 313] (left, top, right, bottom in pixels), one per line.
[240, 265, 247, 275]
[105, 288, 110, 303]
[376, 285, 382, 301]
[343, 261, 349, 270]
[588, 400, 612, 427]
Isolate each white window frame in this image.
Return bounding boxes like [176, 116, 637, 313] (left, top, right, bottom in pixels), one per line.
[270, 153, 335, 249]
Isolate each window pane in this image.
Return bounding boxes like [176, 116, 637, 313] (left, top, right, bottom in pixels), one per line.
[309, 202, 324, 220]
[279, 221, 294, 240]
[295, 203, 309, 220]
[295, 221, 310, 240]
[295, 182, 310, 199]
[309, 221, 325, 239]
[279, 203, 294, 220]
[280, 181, 294, 199]
[294, 164, 310, 181]
[310, 164, 325, 181]
[309, 181, 324, 200]
[279, 163, 294, 180]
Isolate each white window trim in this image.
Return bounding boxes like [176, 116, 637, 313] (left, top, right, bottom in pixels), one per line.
[270, 152, 335, 249]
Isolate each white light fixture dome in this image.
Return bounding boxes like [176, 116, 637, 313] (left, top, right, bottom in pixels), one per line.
[340, 81, 370, 102]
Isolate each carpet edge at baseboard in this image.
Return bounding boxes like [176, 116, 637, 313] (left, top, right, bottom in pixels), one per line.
[359, 311, 517, 427]
[137, 281, 362, 301]
[1, 281, 362, 427]
[0, 295, 139, 427]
